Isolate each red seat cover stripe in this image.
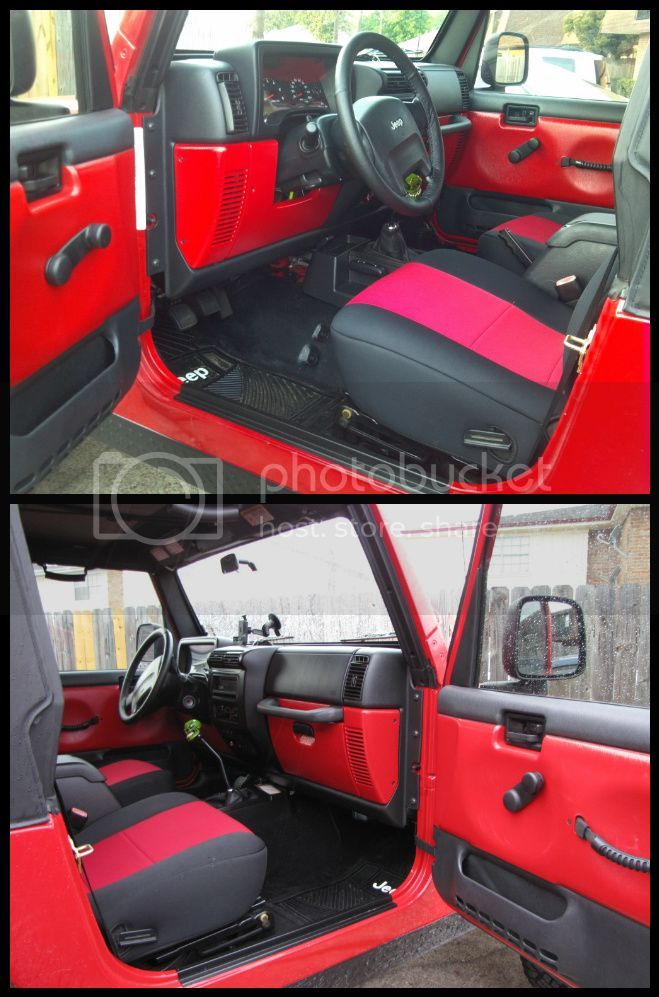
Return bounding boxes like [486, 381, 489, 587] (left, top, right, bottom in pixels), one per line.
[491, 215, 563, 243]
[99, 760, 162, 787]
[83, 801, 249, 890]
[349, 263, 564, 390]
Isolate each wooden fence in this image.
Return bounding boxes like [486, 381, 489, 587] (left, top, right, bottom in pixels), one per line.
[47, 606, 162, 672]
[480, 583, 649, 707]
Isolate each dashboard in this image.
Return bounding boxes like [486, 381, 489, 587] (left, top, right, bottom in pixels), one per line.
[173, 640, 418, 825]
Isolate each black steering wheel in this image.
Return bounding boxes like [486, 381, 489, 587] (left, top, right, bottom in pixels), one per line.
[335, 32, 445, 217]
[119, 627, 174, 723]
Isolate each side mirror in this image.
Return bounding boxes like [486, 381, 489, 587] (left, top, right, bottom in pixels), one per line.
[136, 621, 160, 662]
[481, 32, 529, 88]
[221, 553, 257, 574]
[503, 596, 586, 682]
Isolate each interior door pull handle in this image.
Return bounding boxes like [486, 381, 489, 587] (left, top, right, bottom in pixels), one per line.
[45, 223, 112, 286]
[61, 715, 100, 732]
[503, 771, 544, 812]
[575, 816, 650, 872]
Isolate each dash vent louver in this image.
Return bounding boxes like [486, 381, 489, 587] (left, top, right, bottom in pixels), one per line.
[343, 653, 370, 703]
[456, 70, 470, 110]
[380, 69, 427, 97]
[208, 648, 244, 667]
[216, 71, 249, 134]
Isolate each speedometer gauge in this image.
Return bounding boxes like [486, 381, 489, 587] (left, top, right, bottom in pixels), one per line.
[289, 78, 311, 104]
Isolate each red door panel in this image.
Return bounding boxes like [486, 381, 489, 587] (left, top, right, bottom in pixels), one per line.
[435, 714, 649, 926]
[267, 698, 400, 804]
[446, 111, 618, 208]
[59, 682, 183, 754]
[10, 150, 139, 386]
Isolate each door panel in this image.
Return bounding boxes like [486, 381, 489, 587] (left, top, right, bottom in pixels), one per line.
[432, 686, 649, 987]
[10, 106, 141, 490]
[59, 677, 183, 755]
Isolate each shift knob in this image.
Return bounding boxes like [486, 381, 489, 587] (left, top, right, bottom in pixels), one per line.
[184, 718, 202, 742]
[300, 120, 320, 153]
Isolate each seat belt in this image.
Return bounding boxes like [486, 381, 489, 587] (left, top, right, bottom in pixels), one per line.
[539, 249, 618, 442]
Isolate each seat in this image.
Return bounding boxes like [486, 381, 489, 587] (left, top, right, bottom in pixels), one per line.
[55, 754, 176, 826]
[331, 249, 572, 468]
[77, 792, 267, 961]
[478, 212, 573, 274]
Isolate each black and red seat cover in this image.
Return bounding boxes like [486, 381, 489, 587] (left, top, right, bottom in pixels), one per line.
[331, 249, 572, 467]
[98, 758, 175, 806]
[477, 212, 574, 274]
[77, 792, 267, 960]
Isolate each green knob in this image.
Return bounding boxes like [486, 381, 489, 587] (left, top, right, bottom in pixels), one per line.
[184, 718, 202, 742]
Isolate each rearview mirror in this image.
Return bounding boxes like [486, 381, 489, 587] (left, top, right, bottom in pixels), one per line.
[221, 554, 257, 574]
[503, 596, 586, 681]
[42, 564, 87, 582]
[481, 32, 529, 88]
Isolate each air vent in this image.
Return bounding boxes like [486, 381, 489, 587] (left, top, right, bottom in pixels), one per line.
[211, 169, 248, 247]
[381, 69, 426, 96]
[217, 71, 249, 134]
[456, 70, 470, 110]
[343, 653, 370, 702]
[208, 648, 244, 668]
[345, 728, 373, 787]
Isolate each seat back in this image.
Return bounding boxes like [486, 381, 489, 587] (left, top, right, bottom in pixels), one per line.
[612, 46, 650, 316]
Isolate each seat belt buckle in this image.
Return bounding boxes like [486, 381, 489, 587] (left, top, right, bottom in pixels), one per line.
[564, 325, 596, 374]
[68, 835, 94, 872]
[68, 806, 88, 832]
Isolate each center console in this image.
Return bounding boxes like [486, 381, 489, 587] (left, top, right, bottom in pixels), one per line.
[207, 646, 274, 761]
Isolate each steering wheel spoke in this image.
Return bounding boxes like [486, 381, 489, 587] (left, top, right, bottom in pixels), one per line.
[119, 628, 174, 724]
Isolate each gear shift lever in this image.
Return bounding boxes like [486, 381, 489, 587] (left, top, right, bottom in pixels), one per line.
[184, 718, 241, 808]
[373, 218, 410, 262]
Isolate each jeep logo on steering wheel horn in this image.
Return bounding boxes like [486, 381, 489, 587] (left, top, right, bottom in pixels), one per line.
[390, 118, 404, 131]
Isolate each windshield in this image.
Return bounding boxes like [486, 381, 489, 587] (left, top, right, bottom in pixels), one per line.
[178, 518, 394, 644]
[174, 10, 450, 58]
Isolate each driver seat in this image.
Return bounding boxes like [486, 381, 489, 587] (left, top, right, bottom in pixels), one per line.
[56, 754, 176, 826]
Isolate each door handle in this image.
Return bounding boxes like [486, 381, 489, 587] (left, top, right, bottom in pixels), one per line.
[61, 715, 100, 732]
[45, 223, 112, 286]
[575, 816, 650, 872]
[503, 771, 544, 812]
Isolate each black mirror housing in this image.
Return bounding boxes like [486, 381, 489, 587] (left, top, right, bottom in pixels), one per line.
[481, 32, 529, 88]
[136, 621, 160, 661]
[221, 553, 240, 574]
[503, 596, 586, 682]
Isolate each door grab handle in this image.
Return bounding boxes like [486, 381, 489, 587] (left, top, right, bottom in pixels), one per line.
[256, 698, 343, 723]
[503, 771, 544, 812]
[575, 816, 650, 872]
[508, 137, 541, 164]
[45, 223, 112, 286]
[61, 715, 100, 732]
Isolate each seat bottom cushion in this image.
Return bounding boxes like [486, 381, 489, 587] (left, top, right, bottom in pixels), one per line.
[79, 793, 267, 960]
[331, 250, 571, 468]
[478, 212, 574, 274]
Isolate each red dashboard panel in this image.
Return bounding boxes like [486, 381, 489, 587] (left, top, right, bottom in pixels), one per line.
[174, 141, 341, 268]
[268, 698, 400, 805]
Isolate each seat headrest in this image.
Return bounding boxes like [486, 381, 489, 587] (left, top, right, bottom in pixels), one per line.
[10, 10, 37, 97]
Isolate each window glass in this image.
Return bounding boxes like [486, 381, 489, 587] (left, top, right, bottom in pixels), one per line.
[476, 9, 650, 102]
[11, 11, 80, 123]
[34, 567, 163, 671]
[477, 504, 650, 707]
[175, 10, 449, 56]
[178, 518, 393, 644]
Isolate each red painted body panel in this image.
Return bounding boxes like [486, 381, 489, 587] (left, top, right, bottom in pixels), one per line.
[59, 682, 183, 754]
[10, 150, 139, 386]
[434, 716, 650, 927]
[267, 698, 400, 804]
[445, 111, 618, 208]
[111, 9, 158, 105]
[174, 142, 341, 267]
[9, 808, 451, 988]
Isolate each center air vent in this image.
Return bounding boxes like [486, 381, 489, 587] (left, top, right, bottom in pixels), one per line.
[217, 71, 249, 134]
[343, 653, 370, 703]
[381, 69, 427, 97]
[208, 648, 244, 668]
[456, 69, 470, 110]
